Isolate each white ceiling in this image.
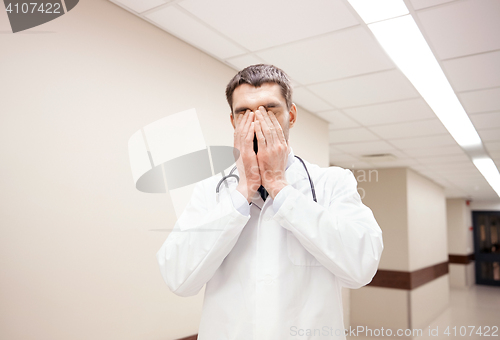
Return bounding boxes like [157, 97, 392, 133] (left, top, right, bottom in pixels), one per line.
[109, 0, 500, 202]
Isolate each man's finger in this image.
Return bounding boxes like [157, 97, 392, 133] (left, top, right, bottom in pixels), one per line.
[255, 108, 274, 146]
[242, 110, 253, 139]
[260, 106, 274, 134]
[245, 119, 255, 145]
[261, 106, 277, 146]
[244, 112, 256, 155]
[235, 110, 247, 137]
[239, 110, 252, 147]
[254, 119, 266, 150]
[268, 111, 287, 146]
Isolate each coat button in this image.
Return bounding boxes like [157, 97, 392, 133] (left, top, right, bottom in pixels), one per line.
[262, 275, 274, 284]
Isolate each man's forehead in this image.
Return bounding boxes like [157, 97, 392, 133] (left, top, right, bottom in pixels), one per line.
[233, 82, 284, 103]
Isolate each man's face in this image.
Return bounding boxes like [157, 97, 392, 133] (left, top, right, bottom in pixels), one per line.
[230, 83, 296, 142]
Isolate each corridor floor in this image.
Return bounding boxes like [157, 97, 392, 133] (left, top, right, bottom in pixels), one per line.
[347, 284, 500, 339]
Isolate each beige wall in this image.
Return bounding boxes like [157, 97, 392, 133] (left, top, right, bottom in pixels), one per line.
[350, 286, 409, 330]
[449, 263, 475, 288]
[352, 168, 449, 330]
[446, 198, 475, 288]
[355, 168, 409, 271]
[289, 106, 329, 167]
[470, 201, 500, 211]
[447, 198, 473, 255]
[0, 1, 329, 339]
[351, 168, 409, 329]
[406, 171, 449, 327]
[410, 275, 449, 329]
[407, 169, 448, 271]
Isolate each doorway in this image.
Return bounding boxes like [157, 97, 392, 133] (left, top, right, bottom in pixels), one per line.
[473, 211, 500, 286]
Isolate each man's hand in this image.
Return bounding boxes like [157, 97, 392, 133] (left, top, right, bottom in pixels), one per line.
[234, 110, 261, 203]
[254, 106, 289, 199]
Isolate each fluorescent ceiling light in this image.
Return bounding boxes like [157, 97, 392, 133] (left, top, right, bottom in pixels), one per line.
[348, 0, 498, 197]
[473, 158, 500, 197]
[367, 15, 481, 148]
[347, 0, 409, 24]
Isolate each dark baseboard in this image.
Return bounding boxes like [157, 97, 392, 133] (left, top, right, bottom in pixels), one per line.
[367, 261, 449, 290]
[449, 254, 475, 264]
[177, 335, 197, 340]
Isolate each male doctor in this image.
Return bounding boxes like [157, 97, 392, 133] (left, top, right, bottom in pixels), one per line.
[156, 64, 383, 339]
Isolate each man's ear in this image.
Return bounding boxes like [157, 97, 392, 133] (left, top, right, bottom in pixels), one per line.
[288, 103, 297, 128]
[230, 112, 235, 129]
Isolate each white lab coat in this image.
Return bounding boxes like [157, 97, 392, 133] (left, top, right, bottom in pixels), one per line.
[156, 149, 383, 340]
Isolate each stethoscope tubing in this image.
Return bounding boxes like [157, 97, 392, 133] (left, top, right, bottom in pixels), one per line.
[216, 155, 317, 205]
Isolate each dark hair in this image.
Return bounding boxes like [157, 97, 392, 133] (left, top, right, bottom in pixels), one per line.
[225, 64, 293, 114]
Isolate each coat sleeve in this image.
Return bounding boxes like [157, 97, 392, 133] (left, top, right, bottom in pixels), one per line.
[156, 179, 251, 297]
[273, 168, 383, 289]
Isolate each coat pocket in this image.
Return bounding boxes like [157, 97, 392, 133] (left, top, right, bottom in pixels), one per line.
[286, 230, 322, 266]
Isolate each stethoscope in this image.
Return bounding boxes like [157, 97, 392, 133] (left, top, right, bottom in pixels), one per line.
[215, 155, 317, 210]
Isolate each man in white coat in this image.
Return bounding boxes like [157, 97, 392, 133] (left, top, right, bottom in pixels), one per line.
[156, 64, 383, 339]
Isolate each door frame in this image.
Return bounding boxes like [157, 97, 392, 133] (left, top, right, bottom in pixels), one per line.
[472, 211, 500, 286]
